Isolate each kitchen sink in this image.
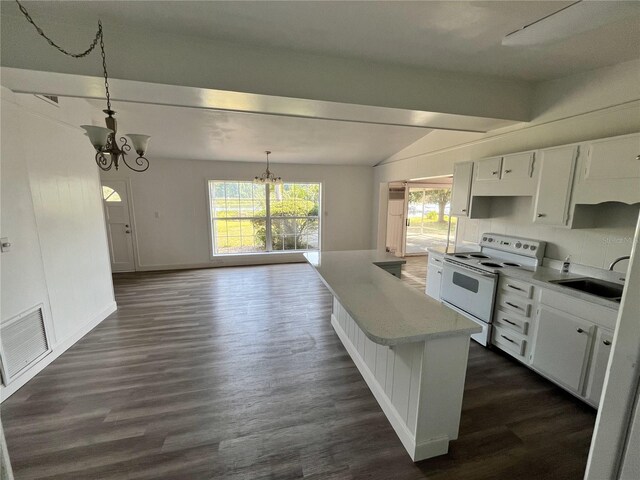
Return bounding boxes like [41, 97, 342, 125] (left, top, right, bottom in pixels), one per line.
[549, 277, 624, 302]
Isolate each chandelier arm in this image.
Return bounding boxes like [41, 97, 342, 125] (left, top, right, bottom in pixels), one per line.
[122, 155, 150, 173]
[15, 0, 103, 58]
[95, 151, 113, 171]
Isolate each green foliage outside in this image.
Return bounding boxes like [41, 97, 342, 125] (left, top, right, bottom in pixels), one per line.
[408, 188, 452, 223]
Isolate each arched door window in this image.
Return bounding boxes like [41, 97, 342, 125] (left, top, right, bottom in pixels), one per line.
[102, 186, 122, 202]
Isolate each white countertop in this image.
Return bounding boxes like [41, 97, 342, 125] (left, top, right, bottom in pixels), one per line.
[304, 250, 481, 346]
[499, 264, 621, 310]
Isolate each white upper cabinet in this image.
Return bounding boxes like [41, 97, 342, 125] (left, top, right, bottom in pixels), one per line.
[585, 134, 640, 180]
[475, 156, 502, 182]
[472, 151, 537, 196]
[532, 145, 578, 226]
[450, 161, 473, 216]
[573, 133, 640, 205]
[501, 152, 534, 180]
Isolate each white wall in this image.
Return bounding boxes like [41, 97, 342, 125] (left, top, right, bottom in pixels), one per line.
[100, 157, 373, 270]
[372, 60, 640, 269]
[0, 88, 116, 401]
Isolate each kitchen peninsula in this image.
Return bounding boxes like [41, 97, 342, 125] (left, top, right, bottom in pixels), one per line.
[304, 250, 480, 461]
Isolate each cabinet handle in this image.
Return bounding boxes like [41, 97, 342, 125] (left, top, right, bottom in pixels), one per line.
[505, 301, 521, 310]
[636, 154, 640, 160]
[504, 169, 512, 173]
[500, 335, 515, 344]
[603, 340, 611, 346]
[437, 271, 442, 275]
[576, 328, 586, 334]
[502, 318, 517, 326]
[461, 208, 467, 212]
[492, 171, 499, 175]
[537, 213, 546, 218]
[507, 284, 524, 292]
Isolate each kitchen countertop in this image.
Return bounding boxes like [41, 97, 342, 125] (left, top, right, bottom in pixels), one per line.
[499, 264, 621, 310]
[304, 250, 481, 346]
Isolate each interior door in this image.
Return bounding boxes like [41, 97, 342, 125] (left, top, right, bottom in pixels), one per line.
[101, 180, 135, 272]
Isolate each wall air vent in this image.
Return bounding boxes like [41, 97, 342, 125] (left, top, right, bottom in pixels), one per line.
[34, 94, 60, 106]
[0, 305, 51, 386]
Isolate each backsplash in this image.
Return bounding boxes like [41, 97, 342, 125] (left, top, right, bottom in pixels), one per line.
[456, 197, 638, 274]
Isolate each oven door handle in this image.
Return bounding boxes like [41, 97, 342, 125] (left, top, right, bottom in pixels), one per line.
[443, 260, 497, 278]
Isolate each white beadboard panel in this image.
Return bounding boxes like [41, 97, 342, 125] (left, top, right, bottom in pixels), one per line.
[391, 344, 414, 423]
[0, 89, 115, 401]
[330, 296, 470, 461]
[374, 343, 388, 387]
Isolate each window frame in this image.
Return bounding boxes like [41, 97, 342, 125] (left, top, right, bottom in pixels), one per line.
[207, 180, 322, 257]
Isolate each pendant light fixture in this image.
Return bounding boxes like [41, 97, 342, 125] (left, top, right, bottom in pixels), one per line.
[16, 0, 151, 172]
[253, 151, 283, 184]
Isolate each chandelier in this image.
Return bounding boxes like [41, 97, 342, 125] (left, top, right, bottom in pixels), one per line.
[16, 0, 151, 172]
[253, 151, 283, 184]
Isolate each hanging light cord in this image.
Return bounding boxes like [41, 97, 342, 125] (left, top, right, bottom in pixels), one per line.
[15, 0, 112, 111]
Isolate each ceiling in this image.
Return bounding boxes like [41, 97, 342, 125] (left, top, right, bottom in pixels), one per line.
[85, 99, 429, 165]
[5, 1, 640, 81]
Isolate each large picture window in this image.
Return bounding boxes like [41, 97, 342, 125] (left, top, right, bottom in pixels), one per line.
[208, 181, 321, 255]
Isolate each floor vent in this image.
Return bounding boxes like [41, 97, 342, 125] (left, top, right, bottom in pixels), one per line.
[0, 305, 51, 385]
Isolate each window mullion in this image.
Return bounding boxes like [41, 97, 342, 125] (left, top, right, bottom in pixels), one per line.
[265, 185, 272, 252]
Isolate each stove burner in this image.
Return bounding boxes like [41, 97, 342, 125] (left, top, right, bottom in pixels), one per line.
[479, 262, 503, 268]
[454, 254, 469, 259]
[502, 262, 521, 267]
[469, 254, 489, 258]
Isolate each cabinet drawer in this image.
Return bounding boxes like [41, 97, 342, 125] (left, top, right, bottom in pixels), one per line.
[497, 295, 532, 318]
[476, 157, 502, 181]
[428, 254, 444, 268]
[494, 310, 529, 336]
[499, 276, 533, 299]
[492, 325, 526, 358]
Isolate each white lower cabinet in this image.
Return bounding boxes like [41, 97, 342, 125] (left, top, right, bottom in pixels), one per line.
[531, 305, 593, 393]
[425, 253, 444, 300]
[491, 277, 617, 408]
[585, 329, 614, 406]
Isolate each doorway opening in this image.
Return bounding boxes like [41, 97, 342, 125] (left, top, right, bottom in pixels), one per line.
[385, 177, 456, 257]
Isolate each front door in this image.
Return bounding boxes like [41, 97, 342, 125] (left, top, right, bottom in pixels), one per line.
[101, 180, 135, 272]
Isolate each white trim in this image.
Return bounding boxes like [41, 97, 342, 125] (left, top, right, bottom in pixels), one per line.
[0, 301, 117, 402]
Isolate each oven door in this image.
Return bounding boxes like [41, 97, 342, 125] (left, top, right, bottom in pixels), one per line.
[440, 262, 497, 324]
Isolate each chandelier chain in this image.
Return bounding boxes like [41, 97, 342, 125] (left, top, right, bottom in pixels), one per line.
[15, 0, 111, 110]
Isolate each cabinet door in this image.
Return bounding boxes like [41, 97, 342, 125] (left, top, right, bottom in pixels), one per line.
[531, 305, 593, 393]
[425, 265, 442, 300]
[532, 145, 577, 226]
[475, 157, 502, 182]
[586, 329, 614, 407]
[450, 162, 473, 216]
[501, 152, 534, 180]
[586, 134, 640, 180]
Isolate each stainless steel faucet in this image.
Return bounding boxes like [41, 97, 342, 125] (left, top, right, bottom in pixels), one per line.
[609, 256, 631, 271]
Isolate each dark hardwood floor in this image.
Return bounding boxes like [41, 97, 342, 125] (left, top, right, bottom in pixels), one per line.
[2, 262, 596, 479]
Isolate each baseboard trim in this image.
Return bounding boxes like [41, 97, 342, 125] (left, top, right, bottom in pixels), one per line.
[135, 255, 307, 272]
[0, 301, 117, 402]
[331, 314, 450, 461]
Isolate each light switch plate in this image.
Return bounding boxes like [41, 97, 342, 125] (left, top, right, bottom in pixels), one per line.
[0, 237, 11, 253]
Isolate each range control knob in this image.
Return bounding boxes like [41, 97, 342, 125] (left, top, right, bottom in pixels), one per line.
[523, 244, 529, 250]
[530, 245, 537, 251]
[488, 238, 494, 242]
[482, 236, 487, 241]
[515, 242, 522, 249]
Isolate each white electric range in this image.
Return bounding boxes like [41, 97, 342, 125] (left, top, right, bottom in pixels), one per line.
[440, 234, 546, 346]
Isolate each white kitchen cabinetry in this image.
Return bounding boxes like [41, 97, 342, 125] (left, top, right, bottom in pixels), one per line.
[573, 133, 640, 205]
[450, 162, 473, 216]
[532, 145, 578, 226]
[585, 329, 614, 406]
[472, 151, 537, 196]
[475, 156, 502, 182]
[425, 252, 444, 300]
[531, 305, 594, 393]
